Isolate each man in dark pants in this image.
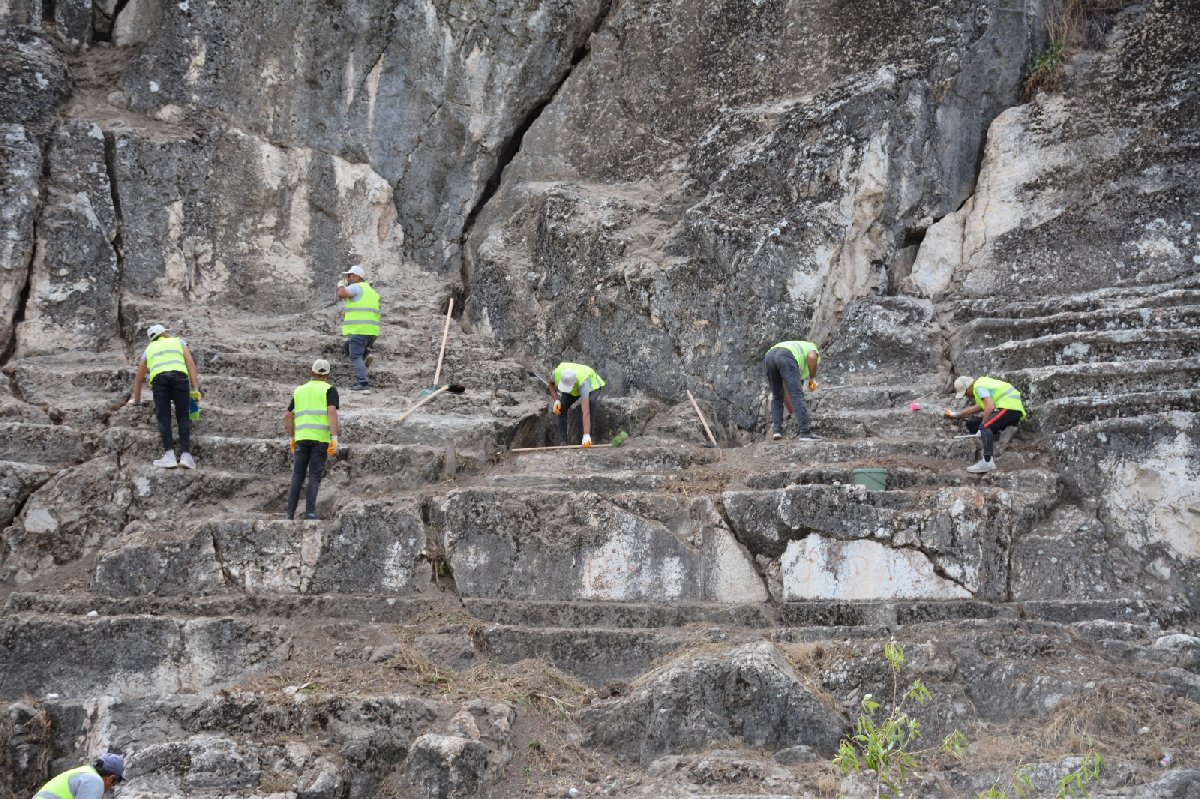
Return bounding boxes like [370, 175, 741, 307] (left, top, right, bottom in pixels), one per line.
[129, 323, 202, 469]
[549, 362, 605, 447]
[763, 340, 821, 441]
[945, 375, 1028, 473]
[284, 359, 339, 520]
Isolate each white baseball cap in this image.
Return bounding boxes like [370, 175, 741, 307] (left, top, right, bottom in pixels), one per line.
[557, 369, 577, 393]
[311, 358, 331, 375]
[953, 376, 974, 399]
[146, 324, 167, 340]
[342, 265, 366, 279]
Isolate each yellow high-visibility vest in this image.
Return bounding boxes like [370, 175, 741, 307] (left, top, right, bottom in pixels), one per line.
[34, 765, 98, 799]
[769, 341, 820, 380]
[342, 282, 380, 336]
[553, 362, 604, 397]
[146, 336, 188, 384]
[292, 380, 332, 443]
[973, 376, 1027, 418]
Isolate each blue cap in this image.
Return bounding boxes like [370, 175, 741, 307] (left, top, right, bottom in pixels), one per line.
[94, 753, 125, 779]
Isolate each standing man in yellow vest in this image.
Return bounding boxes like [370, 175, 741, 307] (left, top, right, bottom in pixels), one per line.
[945, 375, 1028, 473]
[549, 362, 605, 447]
[129, 323, 201, 469]
[33, 752, 124, 798]
[335, 264, 380, 392]
[764, 340, 821, 441]
[284, 358, 339, 520]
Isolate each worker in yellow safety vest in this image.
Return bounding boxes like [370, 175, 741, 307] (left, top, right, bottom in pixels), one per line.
[129, 323, 201, 469]
[945, 375, 1028, 473]
[549, 362, 605, 447]
[284, 359, 340, 520]
[335, 264, 380, 392]
[32, 753, 124, 798]
[764, 340, 821, 441]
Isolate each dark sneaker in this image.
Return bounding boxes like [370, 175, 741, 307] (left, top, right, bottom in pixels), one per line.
[350, 383, 371, 392]
[797, 432, 821, 440]
[303, 512, 318, 520]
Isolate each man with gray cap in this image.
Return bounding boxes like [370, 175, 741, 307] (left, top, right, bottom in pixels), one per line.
[284, 358, 339, 520]
[335, 264, 380, 392]
[33, 752, 124, 798]
[548, 362, 605, 447]
[129, 324, 201, 469]
[944, 375, 1027, 473]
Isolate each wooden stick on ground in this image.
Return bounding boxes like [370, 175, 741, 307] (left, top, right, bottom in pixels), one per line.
[511, 444, 614, 452]
[432, 297, 454, 387]
[397, 386, 449, 425]
[686, 389, 719, 447]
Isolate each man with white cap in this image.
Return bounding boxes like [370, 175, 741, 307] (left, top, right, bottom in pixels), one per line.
[33, 752, 125, 798]
[129, 324, 201, 469]
[548, 362, 605, 447]
[284, 359, 340, 520]
[335, 264, 380, 392]
[945, 375, 1028, 473]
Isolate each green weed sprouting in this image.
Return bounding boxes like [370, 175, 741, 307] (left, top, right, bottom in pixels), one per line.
[832, 642, 1103, 799]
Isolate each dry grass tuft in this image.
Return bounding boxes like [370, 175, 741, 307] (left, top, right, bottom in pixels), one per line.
[1024, 0, 1133, 97]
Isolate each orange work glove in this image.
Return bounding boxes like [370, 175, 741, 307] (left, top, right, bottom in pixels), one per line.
[807, 380, 817, 392]
[581, 434, 592, 448]
[943, 408, 955, 419]
[327, 436, 338, 457]
[289, 440, 296, 454]
[553, 399, 562, 415]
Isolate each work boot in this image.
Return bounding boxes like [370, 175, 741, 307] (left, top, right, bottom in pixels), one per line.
[179, 452, 196, 469]
[966, 459, 996, 473]
[153, 450, 178, 468]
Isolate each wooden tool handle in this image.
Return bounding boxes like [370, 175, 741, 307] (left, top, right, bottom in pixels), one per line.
[687, 389, 718, 446]
[432, 298, 454, 387]
[397, 386, 448, 424]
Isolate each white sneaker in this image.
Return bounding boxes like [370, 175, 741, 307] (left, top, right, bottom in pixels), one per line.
[966, 459, 996, 474]
[771, 432, 783, 441]
[153, 451, 178, 468]
[179, 452, 196, 469]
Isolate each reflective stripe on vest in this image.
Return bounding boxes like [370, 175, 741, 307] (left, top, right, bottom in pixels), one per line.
[146, 336, 188, 384]
[292, 380, 332, 443]
[553, 362, 605, 397]
[342, 282, 381, 336]
[769, 341, 819, 380]
[35, 765, 98, 799]
[973, 376, 1027, 418]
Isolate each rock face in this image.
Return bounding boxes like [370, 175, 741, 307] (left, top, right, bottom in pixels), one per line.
[464, 0, 1048, 426]
[586, 641, 846, 763]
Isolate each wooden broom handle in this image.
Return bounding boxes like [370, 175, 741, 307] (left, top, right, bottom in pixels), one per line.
[432, 297, 454, 387]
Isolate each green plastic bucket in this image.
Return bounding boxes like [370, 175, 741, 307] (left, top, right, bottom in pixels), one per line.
[852, 468, 888, 492]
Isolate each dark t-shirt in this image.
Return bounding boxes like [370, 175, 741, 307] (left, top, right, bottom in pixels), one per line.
[287, 385, 340, 412]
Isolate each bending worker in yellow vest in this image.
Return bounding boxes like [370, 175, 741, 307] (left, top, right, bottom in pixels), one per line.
[129, 323, 201, 469]
[33, 752, 124, 798]
[335, 264, 380, 392]
[945, 375, 1028, 474]
[284, 359, 339, 520]
[549, 362, 605, 447]
[764, 340, 821, 441]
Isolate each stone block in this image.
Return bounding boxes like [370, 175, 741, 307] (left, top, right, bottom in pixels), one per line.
[585, 641, 846, 763]
[441, 488, 767, 603]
